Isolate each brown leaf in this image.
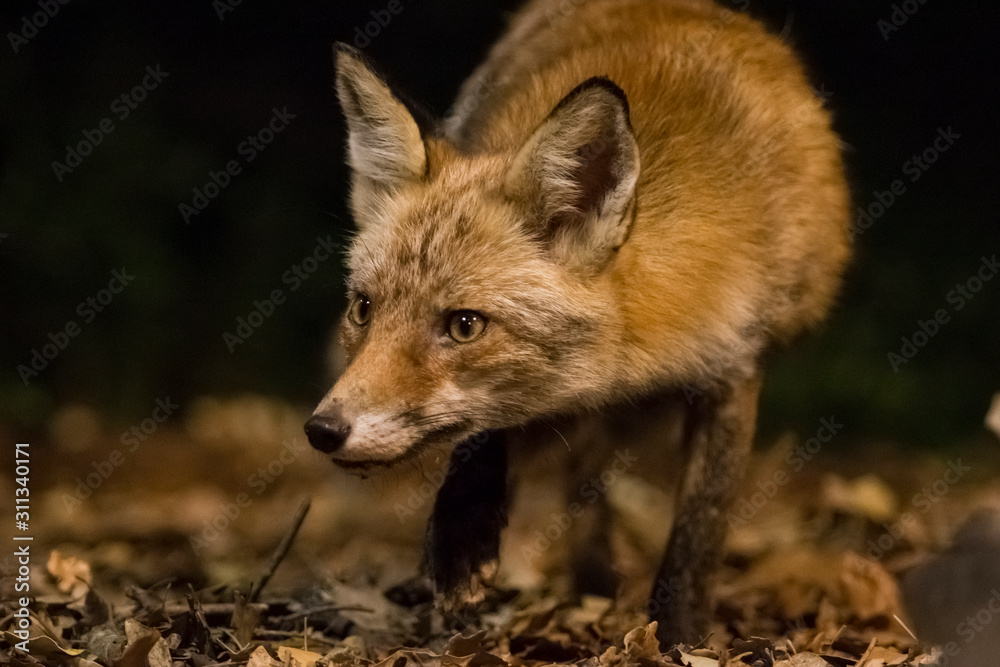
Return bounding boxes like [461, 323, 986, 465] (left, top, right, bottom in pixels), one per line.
[112, 619, 162, 667]
[838, 553, 904, 622]
[46, 550, 92, 599]
[678, 650, 720, 667]
[247, 645, 277, 667]
[622, 622, 665, 663]
[442, 630, 507, 666]
[277, 645, 325, 667]
[147, 636, 172, 667]
[445, 630, 490, 657]
[820, 474, 897, 523]
[1, 632, 87, 660]
[774, 655, 831, 667]
[507, 596, 561, 636]
[232, 591, 262, 647]
[857, 645, 909, 666]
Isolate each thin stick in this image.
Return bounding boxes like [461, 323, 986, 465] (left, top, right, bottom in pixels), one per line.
[249, 498, 311, 603]
[894, 614, 919, 641]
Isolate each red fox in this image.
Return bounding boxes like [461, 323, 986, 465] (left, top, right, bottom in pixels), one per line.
[305, 0, 850, 646]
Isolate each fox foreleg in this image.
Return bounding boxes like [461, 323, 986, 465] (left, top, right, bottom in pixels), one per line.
[426, 430, 509, 618]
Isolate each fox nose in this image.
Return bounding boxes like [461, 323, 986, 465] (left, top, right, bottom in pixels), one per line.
[304, 409, 351, 454]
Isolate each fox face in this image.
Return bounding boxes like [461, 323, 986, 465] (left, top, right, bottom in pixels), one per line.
[305, 45, 641, 469]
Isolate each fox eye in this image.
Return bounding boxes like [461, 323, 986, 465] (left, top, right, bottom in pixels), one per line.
[349, 294, 371, 326]
[448, 310, 487, 343]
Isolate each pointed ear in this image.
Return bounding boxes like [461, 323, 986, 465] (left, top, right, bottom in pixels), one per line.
[505, 78, 640, 274]
[335, 43, 426, 192]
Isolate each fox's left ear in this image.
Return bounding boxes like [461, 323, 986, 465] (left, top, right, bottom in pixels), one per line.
[334, 44, 426, 209]
[505, 78, 640, 274]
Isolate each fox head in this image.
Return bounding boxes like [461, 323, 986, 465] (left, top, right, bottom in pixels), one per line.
[305, 45, 640, 470]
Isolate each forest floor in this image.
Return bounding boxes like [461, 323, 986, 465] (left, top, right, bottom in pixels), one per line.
[2, 394, 1000, 667]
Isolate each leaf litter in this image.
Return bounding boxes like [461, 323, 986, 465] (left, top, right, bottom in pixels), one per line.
[2, 395, 1000, 666]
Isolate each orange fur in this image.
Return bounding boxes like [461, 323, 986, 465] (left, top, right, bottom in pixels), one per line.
[306, 0, 850, 645]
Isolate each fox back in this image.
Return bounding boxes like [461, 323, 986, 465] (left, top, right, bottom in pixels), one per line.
[306, 0, 850, 646]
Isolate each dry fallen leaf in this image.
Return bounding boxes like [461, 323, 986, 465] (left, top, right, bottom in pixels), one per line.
[775, 654, 831, 667]
[820, 474, 897, 522]
[232, 591, 262, 646]
[858, 645, 909, 666]
[4, 397, 978, 667]
[839, 552, 904, 622]
[1, 631, 87, 658]
[247, 645, 276, 667]
[621, 622, 664, 662]
[114, 619, 162, 667]
[678, 650, 720, 666]
[277, 645, 324, 667]
[47, 550, 92, 598]
[734, 546, 842, 619]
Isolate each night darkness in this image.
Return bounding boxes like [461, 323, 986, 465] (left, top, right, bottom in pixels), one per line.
[1, 0, 998, 447]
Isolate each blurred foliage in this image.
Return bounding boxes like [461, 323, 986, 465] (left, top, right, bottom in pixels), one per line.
[1, 0, 997, 446]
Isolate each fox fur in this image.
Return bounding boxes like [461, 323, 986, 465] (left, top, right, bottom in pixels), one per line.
[306, 0, 850, 647]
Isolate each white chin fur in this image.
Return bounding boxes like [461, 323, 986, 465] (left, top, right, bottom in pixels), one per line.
[330, 412, 415, 465]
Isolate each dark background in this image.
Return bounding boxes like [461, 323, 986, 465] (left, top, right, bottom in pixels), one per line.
[1, 0, 997, 447]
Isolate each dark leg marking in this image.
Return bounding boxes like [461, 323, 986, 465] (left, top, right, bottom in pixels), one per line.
[427, 429, 509, 616]
[650, 372, 762, 648]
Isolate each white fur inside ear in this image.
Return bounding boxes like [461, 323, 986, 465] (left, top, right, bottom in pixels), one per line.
[505, 80, 640, 274]
[336, 49, 426, 187]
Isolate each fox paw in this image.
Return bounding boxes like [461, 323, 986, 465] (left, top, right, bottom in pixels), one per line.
[435, 558, 499, 619]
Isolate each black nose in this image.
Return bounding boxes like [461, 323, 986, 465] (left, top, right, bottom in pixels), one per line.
[304, 410, 351, 453]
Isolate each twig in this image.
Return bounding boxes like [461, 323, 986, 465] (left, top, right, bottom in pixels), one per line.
[894, 614, 919, 641]
[281, 604, 376, 619]
[248, 498, 311, 603]
[163, 602, 269, 617]
[252, 629, 340, 645]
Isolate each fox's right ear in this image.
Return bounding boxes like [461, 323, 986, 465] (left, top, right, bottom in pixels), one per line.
[335, 44, 426, 195]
